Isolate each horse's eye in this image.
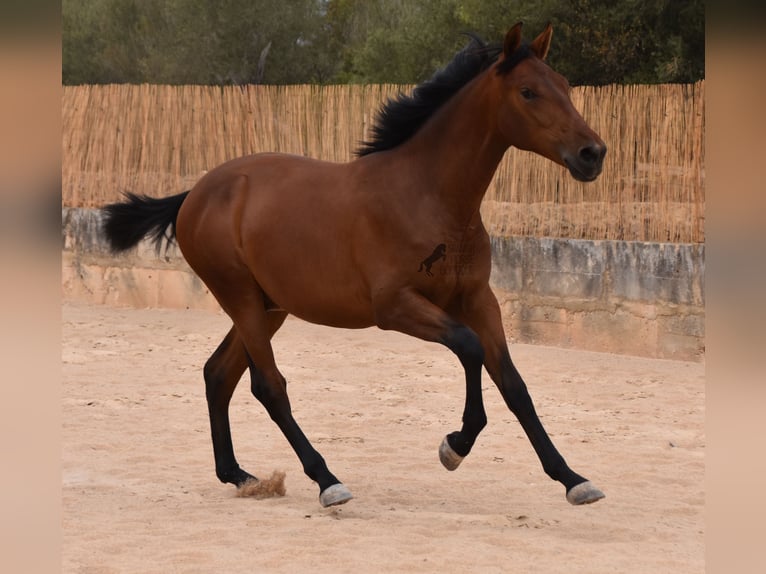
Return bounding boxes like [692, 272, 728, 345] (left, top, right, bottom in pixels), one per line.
[520, 87, 536, 101]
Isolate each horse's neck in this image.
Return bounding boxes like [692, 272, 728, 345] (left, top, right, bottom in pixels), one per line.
[398, 72, 508, 223]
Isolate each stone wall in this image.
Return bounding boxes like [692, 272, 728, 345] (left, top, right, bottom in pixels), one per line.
[62, 208, 218, 311]
[489, 237, 704, 360]
[62, 208, 705, 360]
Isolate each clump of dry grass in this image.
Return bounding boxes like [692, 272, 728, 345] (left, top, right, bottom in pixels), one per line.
[235, 470, 287, 499]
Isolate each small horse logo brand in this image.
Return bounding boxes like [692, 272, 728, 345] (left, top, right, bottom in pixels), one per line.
[418, 243, 447, 277]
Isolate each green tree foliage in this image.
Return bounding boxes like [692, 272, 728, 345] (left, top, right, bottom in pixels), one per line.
[325, 0, 466, 83]
[546, 0, 705, 84]
[63, 0, 704, 85]
[64, 0, 332, 84]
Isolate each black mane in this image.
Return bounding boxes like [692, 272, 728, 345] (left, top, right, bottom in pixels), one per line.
[355, 35, 532, 157]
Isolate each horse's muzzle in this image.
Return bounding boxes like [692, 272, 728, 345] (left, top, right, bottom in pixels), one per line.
[564, 142, 606, 182]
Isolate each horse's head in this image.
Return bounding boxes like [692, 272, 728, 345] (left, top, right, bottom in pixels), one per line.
[492, 23, 606, 182]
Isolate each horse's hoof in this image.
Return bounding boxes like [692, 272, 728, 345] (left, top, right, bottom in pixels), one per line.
[439, 435, 464, 471]
[566, 481, 605, 505]
[319, 483, 353, 507]
[225, 466, 257, 487]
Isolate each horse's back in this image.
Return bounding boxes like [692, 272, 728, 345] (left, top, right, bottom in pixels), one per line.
[178, 152, 351, 242]
[176, 152, 377, 327]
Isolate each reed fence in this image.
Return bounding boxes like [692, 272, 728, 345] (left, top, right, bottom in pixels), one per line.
[62, 81, 704, 242]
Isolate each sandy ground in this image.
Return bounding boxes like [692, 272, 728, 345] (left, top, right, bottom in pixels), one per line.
[62, 302, 704, 573]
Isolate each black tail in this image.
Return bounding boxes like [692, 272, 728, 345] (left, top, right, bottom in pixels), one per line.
[102, 191, 190, 253]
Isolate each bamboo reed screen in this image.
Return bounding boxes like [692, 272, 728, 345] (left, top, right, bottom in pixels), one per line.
[62, 82, 704, 243]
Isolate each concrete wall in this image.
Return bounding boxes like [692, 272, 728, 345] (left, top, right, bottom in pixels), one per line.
[63, 208, 705, 360]
[489, 237, 704, 360]
[62, 208, 219, 311]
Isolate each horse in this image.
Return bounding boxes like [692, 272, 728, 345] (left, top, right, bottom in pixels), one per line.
[102, 22, 607, 508]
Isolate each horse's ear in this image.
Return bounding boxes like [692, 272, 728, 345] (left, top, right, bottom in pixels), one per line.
[503, 22, 523, 58]
[530, 23, 553, 60]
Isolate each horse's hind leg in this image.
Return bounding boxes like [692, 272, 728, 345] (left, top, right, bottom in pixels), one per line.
[204, 327, 251, 486]
[223, 292, 351, 507]
[204, 310, 288, 487]
[245, 354, 352, 507]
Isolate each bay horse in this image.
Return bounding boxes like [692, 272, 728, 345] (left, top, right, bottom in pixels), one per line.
[103, 23, 607, 508]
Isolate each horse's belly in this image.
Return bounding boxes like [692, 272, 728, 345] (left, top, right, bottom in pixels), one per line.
[286, 299, 376, 330]
[250, 252, 376, 329]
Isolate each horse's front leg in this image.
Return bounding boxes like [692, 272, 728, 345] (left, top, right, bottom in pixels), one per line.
[373, 289, 488, 466]
[457, 285, 605, 505]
